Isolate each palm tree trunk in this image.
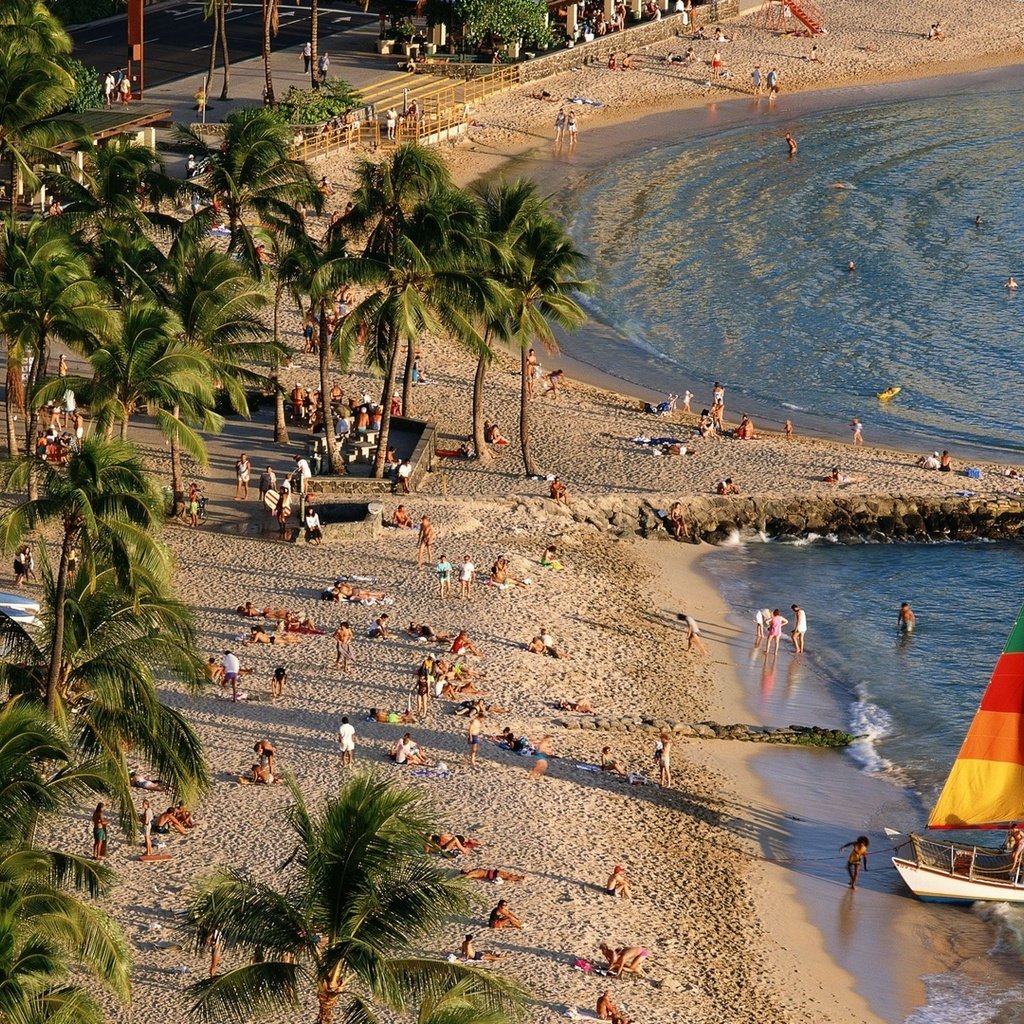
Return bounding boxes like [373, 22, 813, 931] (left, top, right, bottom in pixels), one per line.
[519, 346, 536, 477]
[317, 302, 343, 475]
[120, 416, 130, 440]
[261, 0, 275, 105]
[317, 986, 341, 1024]
[372, 322, 399, 479]
[218, 1, 231, 100]
[272, 285, 290, 444]
[25, 332, 48, 452]
[206, 2, 220, 104]
[5, 358, 22, 459]
[471, 350, 491, 462]
[45, 532, 74, 716]
[400, 337, 414, 418]
[170, 404, 186, 516]
[310, 0, 319, 89]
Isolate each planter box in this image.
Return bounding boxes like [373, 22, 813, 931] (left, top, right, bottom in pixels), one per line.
[377, 38, 394, 54]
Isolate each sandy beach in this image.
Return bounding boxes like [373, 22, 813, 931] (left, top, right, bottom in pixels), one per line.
[43, 7, 1024, 1023]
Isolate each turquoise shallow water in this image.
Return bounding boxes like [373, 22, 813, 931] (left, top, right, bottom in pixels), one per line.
[712, 539, 1024, 1023]
[565, 83, 1024, 452]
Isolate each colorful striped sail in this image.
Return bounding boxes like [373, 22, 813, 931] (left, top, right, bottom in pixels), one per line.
[929, 601, 1024, 829]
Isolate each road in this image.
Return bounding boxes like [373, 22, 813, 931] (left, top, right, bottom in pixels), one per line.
[69, 1, 378, 88]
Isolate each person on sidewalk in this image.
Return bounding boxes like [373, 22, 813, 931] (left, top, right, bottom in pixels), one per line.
[302, 40, 312, 73]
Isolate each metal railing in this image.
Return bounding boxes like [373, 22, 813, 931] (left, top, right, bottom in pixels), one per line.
[289, 64, 521, 160]
[909, 834, 1023, 886]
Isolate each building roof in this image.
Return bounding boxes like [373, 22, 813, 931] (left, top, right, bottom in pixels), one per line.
[48, 103, 173, 151]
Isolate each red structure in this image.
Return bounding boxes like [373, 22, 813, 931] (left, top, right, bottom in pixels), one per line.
[755, 0, 825, 35]
[127, 0, 144, 99]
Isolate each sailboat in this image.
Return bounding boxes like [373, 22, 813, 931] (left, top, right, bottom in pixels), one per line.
[891, 603, 1024, 902]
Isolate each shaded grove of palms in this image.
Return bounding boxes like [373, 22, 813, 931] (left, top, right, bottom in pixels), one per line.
[0, 1, 589, 1020]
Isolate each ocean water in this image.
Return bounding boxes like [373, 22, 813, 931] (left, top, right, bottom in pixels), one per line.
[711, 538, 1024, 1022]
[564, 83, 1024, 452]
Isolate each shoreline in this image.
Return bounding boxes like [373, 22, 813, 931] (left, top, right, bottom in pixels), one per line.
[451, 58, 1024, 465]
[650, 538, 918, 1024]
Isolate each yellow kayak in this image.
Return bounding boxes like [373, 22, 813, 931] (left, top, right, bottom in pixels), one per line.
[877, 386, 901, 401]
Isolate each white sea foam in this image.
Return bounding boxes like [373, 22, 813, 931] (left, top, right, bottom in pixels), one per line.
[905, 970, 1024, 1024]
[846, 687, 896, 777]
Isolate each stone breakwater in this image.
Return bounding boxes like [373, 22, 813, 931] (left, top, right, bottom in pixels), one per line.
[516, 494, 1024, 544]
[555, 717, 856, 746]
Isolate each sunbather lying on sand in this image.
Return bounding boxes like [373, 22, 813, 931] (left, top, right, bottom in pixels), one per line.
[460, 867, 525, 882]
[558, 699, 594, 713]
[441, 678, 489, 698]
[426, 832, 480, 855]
[129, 771, 167, 792]
[369, 707, 416, 724]
[237, 601, 262, 617]
[322, 580, 387, 603]
[407, 622, 452, 642]
[285, 615, 323, 634]
[461, 934, 507, 961]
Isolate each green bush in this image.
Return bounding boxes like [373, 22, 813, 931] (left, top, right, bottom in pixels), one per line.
[47, 0, 124, 26]
[61, 56, 105, 112]
[272, 80, 361, 125]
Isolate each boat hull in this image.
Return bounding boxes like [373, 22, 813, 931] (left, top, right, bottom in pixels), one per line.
[892, 856, 1024, 904]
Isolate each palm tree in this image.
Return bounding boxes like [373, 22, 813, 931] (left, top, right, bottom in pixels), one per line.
[203, 0, 233, 101]
[0, 562, 209, 829]
[344, 146, 488, 477]
[56, 300, 215, 442]
[0, 0, 82, 211]
[0, 437, 167, 717]
[166, 244, 275, 501]
[262, 0, 280, 105]
[44, 138, 181, 232]
[0, 218, 114, 453]
[286, 229, 358, 476]
[0, 701, 132, 1023]
[502, 216, 590, 477]
[468, 180, 550, 463]
[175, 109, 321, 275]
[185, 773, 524, 1024]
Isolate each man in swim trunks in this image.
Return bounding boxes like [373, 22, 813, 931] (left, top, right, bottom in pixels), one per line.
[467, 711, 483, 767]
[417, 515, 434, 565]
[897, 602, 916, 633]
[597, 989, 630, 1024]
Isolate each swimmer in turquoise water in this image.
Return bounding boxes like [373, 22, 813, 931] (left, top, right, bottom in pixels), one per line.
[897, 602, 916, 633]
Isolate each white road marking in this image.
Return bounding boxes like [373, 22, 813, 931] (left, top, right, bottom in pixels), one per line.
[81, 35, 112, 43]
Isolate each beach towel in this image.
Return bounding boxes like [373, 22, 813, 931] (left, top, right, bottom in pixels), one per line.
[567, 96, 604, 106]
[412, 763, 451, 780]
[574, 763, 602, 772]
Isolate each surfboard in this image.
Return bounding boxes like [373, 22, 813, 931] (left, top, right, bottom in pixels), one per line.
[139, 853, 173, 862]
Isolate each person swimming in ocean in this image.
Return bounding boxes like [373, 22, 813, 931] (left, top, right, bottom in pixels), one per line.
[847, 261, 856, 272]
[1007, 276, 1019, 290]
[897, 602, 916, 633]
